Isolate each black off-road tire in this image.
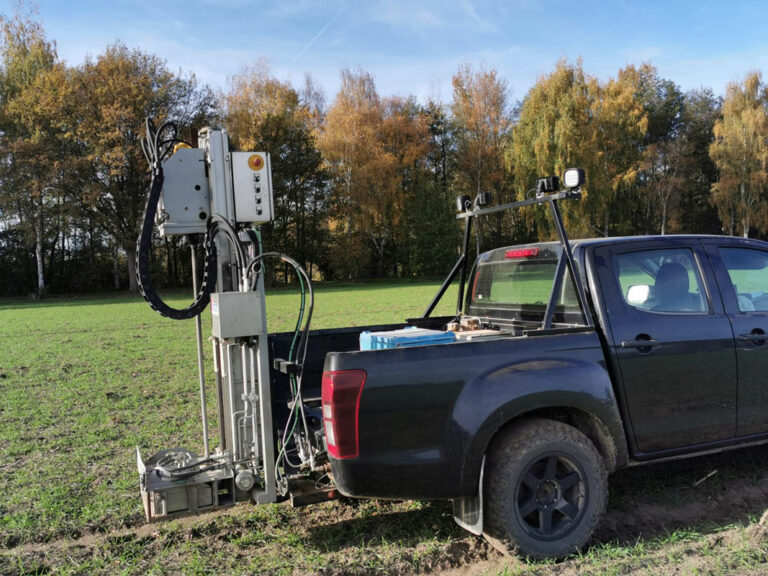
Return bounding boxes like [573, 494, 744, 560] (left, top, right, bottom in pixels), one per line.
[483, 418, 607, 559]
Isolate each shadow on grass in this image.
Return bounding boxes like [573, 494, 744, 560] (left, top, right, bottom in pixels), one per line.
[307, 445, 768, 558]
[306, 500, 463, 552]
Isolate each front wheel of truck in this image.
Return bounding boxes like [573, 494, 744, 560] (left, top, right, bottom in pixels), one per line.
[483, 418, 607, 559]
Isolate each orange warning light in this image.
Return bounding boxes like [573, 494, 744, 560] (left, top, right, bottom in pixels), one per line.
[248, 154, 265, 171]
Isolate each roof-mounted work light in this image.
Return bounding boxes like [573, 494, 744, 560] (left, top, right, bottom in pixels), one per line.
[536, 176, 560, 196]
[563, 168, 585, 190]
[456, 195, 471, 213]
[474, 191, 492, 208]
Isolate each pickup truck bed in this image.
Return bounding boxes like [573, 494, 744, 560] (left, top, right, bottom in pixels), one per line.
[325, 327, 622, 499]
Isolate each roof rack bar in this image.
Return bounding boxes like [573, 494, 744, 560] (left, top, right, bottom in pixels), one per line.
[456, 189, 581, 220]
[548, 198, 593, 327]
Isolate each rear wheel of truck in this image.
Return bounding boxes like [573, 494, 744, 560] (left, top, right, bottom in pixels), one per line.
[483, 418, 607, 559]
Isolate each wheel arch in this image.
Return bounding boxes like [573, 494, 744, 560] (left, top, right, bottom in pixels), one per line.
[457, 393, 629, 496]
[486, 407, 623, 473]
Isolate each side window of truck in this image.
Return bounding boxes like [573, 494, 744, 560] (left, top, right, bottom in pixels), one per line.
[614, 249, 708, 313]
[719, 248, 768, 312]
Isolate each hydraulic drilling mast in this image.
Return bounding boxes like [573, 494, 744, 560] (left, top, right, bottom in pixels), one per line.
[135, 119, 308, 519]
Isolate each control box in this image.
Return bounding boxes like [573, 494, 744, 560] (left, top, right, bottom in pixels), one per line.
[210, 291, 264, 339]
[232, 152, 274, 224]
[157, 148, 210, 236]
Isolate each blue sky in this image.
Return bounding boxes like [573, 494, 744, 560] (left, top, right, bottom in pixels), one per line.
[7, 0, 768, 104]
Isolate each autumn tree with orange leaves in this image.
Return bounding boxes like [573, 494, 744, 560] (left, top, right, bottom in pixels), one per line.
[223, 64, 327, 280]
[318, 69, 436, 278]
[451, 64, 514, 247]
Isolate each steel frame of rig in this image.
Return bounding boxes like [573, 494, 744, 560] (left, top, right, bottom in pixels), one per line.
[135, 119, 322, 520]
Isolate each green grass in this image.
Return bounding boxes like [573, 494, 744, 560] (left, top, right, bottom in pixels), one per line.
[3, 280, 768, 575]
[0, 280, 467, 574]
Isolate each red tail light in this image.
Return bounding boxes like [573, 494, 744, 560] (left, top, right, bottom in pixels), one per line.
[321, 370, 367, 459]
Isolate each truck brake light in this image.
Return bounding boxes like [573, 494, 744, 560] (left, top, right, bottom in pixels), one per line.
[321, 370, 367, 459]
[505, 247, 539, 259]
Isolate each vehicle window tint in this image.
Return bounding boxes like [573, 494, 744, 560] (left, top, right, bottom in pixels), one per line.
[476, 259, 557, 305]
[558, 270, 580, 309]
[719, 248, 768, 312]
[614, 248, 708, 313]
[468, 243, 585, 326]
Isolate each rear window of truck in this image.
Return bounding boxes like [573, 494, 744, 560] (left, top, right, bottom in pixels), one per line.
[467, 243, 583, 327]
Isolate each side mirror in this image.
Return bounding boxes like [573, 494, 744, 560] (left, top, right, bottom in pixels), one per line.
[627, 285, 651, 305]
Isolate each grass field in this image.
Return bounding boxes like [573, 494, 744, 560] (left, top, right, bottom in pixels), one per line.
[2, 281, 768, 575]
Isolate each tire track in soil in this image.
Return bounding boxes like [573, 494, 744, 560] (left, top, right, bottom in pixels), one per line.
[5, 450, 768, 575]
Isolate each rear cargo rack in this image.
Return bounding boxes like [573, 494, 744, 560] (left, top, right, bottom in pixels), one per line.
[422, 188, 593, 333]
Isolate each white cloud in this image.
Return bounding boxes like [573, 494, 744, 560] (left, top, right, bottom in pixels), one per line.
[622, 46, 664, 62]
[458, 0, 497, 32]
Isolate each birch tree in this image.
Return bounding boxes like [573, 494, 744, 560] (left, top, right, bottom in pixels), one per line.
[0, 8, 60, 297]
[710, 71, 768, 238]
[451, 63, 514, 246]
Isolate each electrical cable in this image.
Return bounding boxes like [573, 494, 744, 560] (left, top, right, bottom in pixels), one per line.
[209, 214, 247, 276]
[279, 405, 304, 469]
[153, 450, 226, 479]
[245, 253, 314, 369]
[135, 117, 217, 320]
[155, 463, 223, 480]
[244, 228, 263, 280]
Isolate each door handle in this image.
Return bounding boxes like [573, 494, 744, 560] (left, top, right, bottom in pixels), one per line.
[620, 339, 659, 349]
[739, 333, 767, 343]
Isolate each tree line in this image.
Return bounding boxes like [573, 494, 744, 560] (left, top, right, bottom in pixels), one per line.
[2, 7, 767, 297]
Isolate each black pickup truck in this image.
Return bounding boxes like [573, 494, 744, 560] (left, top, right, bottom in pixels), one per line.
[296, 213, 768, 558]
[137, 142, 768, 557]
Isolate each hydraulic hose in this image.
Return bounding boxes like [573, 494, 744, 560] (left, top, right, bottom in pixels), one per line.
[244, 252, 316, 470]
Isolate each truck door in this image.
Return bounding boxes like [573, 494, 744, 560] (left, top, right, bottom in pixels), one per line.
[705, 240, 768, 436]
[593, 241, 737, 454]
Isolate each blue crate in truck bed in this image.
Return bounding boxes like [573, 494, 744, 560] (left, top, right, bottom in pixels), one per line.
[359, 327, 456, 350]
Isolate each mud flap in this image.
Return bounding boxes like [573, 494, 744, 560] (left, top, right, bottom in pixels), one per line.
[452, 456, 484, 535]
